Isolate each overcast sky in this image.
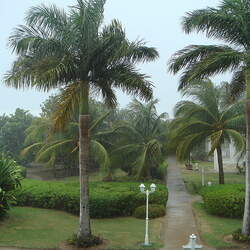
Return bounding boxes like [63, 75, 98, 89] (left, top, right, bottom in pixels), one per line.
[0, 0, 229, 117]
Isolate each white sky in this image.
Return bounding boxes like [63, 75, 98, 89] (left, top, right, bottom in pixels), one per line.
[0, 0, 230, 117]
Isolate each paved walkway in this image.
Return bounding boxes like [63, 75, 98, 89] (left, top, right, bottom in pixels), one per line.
[161, 157, 214, 250]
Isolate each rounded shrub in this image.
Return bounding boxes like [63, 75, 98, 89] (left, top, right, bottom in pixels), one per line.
[200, 184, 245, 218]
[133, 204, 166, 219]
[14, 179, 168, 218]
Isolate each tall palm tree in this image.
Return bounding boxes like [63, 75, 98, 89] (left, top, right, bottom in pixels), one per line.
[112, 99, 168, 180]
[170, 80, 245, 184]
[168, 0, 250, 235]
[4, 0, 159, 241]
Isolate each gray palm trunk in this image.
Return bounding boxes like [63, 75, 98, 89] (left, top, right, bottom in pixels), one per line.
[242, 99, 250, 235]
[216, 146, 224, 185]
[77, 82, 91, 238]
[78, 114, 91, 238]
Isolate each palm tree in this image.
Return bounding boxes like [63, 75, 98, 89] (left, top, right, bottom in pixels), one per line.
[112, 99, 168, 180]
[170, 80, 245, 184]
[22, 112, 113, 176]
[5, 0, 159, 241]
[168, 0, 250, 235]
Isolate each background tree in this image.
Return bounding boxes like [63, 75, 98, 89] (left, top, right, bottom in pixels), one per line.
[170, 80, 245, 184]
[5, 0, 158, 242]
[0, 109, 34, 163]
[168, 0, 250, 235]
[112, 99, 169, 180]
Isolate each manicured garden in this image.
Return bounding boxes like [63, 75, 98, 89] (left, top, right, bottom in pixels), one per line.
[14, 179, 168, 218]
[193, 202, 243, 249]
[0, 207, 164, 249]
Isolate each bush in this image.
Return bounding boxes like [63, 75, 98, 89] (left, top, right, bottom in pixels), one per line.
[232, 229, 250, 244]
[133, 204, 166, 219]
[0, 155, 22, 219]
[14, 179, 168, 218]
[200, 184, 245, 218]
[68, 234, 103, 248]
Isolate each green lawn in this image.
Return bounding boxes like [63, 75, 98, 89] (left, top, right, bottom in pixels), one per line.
[193, 202, 243, 249]
[0, 207, 163, 249]
[181, 162, 245, 194]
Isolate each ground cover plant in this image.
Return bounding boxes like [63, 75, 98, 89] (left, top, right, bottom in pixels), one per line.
[0, 207, 163, 249]
[14, 179, 168, 218]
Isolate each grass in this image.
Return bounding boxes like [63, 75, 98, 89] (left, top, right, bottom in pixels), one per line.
[193, 202, 244, 249]
[0, 207, 164, 249]
[181, 161, 245, 194]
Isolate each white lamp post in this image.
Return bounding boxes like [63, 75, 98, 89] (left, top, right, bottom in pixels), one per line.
[139, 183, 156, 246]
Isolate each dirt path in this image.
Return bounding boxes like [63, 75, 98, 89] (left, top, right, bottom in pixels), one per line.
[160, 157, 214, 250]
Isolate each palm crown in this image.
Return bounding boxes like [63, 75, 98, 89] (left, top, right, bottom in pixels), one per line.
[5, 0, 158, 123]
[168, 0, 250, 97]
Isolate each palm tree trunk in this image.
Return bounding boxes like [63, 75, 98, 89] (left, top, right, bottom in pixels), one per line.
[77, 82, 91, 239]
[242, 71, 250, 235]
[216, 146, 224, 184]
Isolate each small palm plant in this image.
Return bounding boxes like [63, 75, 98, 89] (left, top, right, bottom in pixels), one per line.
[170, 80, 245, 184]
[0, 154, 22, 219]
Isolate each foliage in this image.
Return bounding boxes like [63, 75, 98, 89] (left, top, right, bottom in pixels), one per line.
[200, 184, 245, 218]
[133, 204, 166, 219]
[171, 81, 245, 161]
[22, 105, 113, 175]
[111, 99, 169, 180]
[0, 109, 34, 163]
[68, 234, 103, 248]
[0, 155, 22, 218]
[233, 229, 250, 244]
[193, 202, 242, 249]
[170, 81, 245, 184]
[14, 179, 168, 218]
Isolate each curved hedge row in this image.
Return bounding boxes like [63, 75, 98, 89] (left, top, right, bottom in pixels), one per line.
[200, 184, 245, 218]
[15, 179, 168, 218]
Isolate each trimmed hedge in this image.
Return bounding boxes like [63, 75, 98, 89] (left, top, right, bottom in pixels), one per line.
[14, 179, 168, 218]
[133, 204, 166, 219]
[200, 184, 245, 218]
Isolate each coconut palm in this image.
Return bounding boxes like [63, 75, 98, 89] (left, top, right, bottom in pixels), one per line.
[170, 80, 245, 184]
[168, 0, 250, 235]
[5, 0, 159, 241]
[22, 112, 114, 176]
[112, 99, 168, 180]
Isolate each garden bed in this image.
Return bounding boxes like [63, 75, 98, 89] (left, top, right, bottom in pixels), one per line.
[14, 179, 168, 218]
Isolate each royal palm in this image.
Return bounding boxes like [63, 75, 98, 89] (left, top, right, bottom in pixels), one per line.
[5, 0, 158, 241]
[169, 0, 250, 235]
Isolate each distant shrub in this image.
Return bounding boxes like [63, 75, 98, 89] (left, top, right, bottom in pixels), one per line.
[200, 184, 245, 218]
[15, 179, 168, 218]
[133, 204, 166, 219]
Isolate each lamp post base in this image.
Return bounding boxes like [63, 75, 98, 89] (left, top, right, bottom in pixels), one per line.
[141, 243, 152, 247]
